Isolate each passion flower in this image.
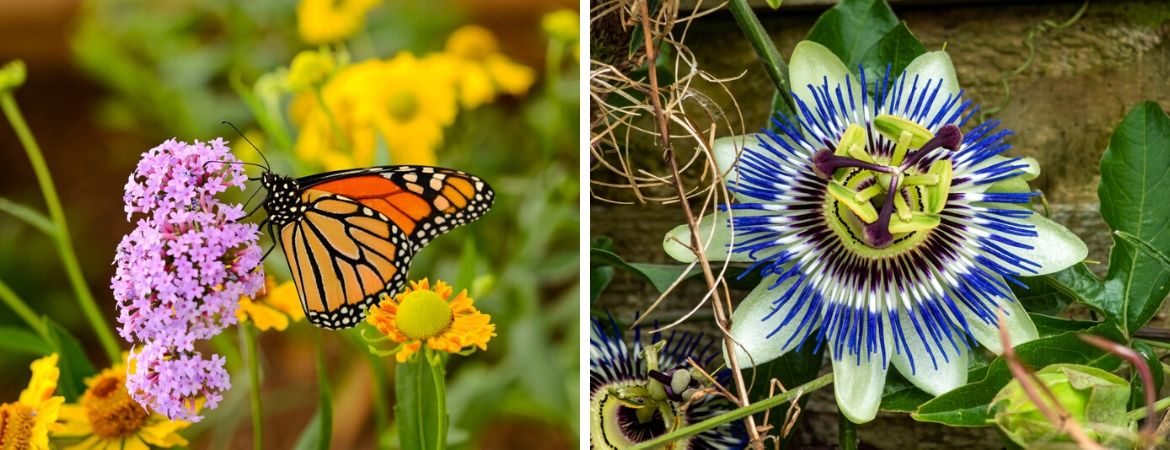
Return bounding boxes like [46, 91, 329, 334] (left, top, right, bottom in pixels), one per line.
[662, 41, 1088, 423]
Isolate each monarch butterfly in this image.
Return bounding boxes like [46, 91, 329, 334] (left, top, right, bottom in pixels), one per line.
[258, 165, 494, 329]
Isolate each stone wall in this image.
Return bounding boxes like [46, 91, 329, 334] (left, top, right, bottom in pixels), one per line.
[590, 1, 1170, 447]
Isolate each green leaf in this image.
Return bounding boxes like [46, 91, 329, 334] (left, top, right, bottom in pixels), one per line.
[292, 408, 325, 450]
[44, 320, 96, 402]
[0, 325, 52, 356]
[1128, 341, 1163, 412]
[912, 325, 1122, 426]
[1092, 102, 1170, 336]
[590, 237, 616, 303]
[590, 247, 699, 292]
[806, 0, 898, 70]
[765, 0, 782, 9]
[1014, 274, 1076, 316]
[0, 196, 54, 236]
[1028, 314, 1096, 337]
[860, 21, 925, 84]
[880, 372, 935, 413]
[396, 354, 448, 450]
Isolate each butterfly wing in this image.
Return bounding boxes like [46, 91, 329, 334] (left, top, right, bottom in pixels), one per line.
[278, 166, 494, 329]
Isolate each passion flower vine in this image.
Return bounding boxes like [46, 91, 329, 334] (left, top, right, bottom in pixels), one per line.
[662, 42, 1088, 423]
[589, 315, 746, 449]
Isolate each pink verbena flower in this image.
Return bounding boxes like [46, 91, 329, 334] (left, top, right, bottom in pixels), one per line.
[126, 342, 231, 421]
[113, 138, 264, 421]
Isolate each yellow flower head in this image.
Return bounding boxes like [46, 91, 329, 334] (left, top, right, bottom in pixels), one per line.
[439, 25, 535, 109]
[54, 355, 189, 450]
[292, 53, 458, 170]
[285, 50, 336, 92]
[296, 0, 382, 44]
[0, 354, 64, 450]
[541, 9, 579, 42]
[366, 279, 495, 363]
[238, 277, 304, 332]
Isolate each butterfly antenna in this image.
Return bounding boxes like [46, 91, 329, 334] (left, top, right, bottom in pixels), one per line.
[221, 120, 272, 171]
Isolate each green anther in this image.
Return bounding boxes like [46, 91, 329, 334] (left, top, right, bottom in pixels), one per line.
[925, 159, 953, 213]
[0, 60, 27, 92]
[902, 174, 940, 186]
[828, 181, 878, 223]
[843, 171, 874, 189]
[854, 184, 883, 202]
[873, 114, 933, 148]
[835, 124, 867, 156]
[890, 130, 914, 165]
[846, 143, 873, 164]
[670, 370, 691, 394]
[647, 378, 668, 401]
[888, 212, 941, 234]
[893, 188, 913, 221]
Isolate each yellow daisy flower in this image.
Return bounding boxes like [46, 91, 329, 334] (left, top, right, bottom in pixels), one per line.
[292, 53, 458, 170]
[366, 279, 495, 363]
[0, 354, 64, 450]
[437, 25, 535, 109]
[53, 355, 190, 450]
[541, 9, 580, 43]
[296, 0, 382, 44]
[238, 277, 305, 332]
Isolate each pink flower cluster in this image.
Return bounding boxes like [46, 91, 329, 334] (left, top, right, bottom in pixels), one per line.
[112, 138, 264, 421]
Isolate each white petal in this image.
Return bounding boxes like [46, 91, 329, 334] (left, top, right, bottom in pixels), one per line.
[830, 347, 888, 424]
[957, 279, 1038, 354]
[971, 204, 1087, 276]
[713, 134, 762, 202]
[663, 210, 768, 263]
[896, 51, 960, 125]
[889, 307, 969, 396]
[728, 274, 821, 368]
[788, 41, 862, 127]
[1016, 212, 1088, 276]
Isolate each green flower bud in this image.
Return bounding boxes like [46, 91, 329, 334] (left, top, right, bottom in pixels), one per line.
[991, 364, 1132, 448]
[0, 60, 27, 92]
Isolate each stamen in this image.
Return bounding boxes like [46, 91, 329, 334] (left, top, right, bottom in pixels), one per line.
[925, 159, 954, 213]
[827, 181, 879, 223]
[889, 212, 942, 234]
[901, 174, 940, 186]
[890, 130, 913, 165]
[873, 114, 932, 148]
[835, 124, 867, 157]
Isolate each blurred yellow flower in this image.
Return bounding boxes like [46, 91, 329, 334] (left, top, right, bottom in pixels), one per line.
[366, 279, 495, 363]
[292, 53, 457, 170]
[542, 9, 579, 43]
[0, 354, 64, 450]
[436, 25, 535, 109]
[54, 355, 190, 450]
[285, 50, 336, 92]
[237, 277, 304, 332]
[297, 0, 382, 44]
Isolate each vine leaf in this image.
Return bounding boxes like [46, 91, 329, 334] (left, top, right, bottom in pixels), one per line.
[860, 21, 926, 84]
[1094, 101, 1170, 336]
[806, 0, 898, 70]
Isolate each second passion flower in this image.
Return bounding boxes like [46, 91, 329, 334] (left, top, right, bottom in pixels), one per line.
[662, 41, 1088, 423]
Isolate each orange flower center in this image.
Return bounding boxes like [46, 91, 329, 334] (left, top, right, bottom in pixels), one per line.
[84, 375, 150, 438]
[0, 403, 34, 450]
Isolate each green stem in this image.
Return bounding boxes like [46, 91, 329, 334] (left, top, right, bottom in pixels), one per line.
[0, 277, 46, 337]
[428, 351, 448, 450]
[316, 332, 333, 450]
[728, 0, 795, 118]
[630, 373, 833, 450]
[243, 322, 264, 450]
[1127, 395, 1170, 422]
[838, 409, 858, 450]
[0, 91, 120, 363]
[368, 354, 391, 450]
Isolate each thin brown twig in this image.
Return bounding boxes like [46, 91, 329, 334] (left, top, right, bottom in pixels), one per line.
[1079, 334, 1158, 447]
[635, 0, 762, 447]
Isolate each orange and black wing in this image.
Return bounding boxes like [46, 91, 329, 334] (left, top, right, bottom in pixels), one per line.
[279, 166, 493, 329]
